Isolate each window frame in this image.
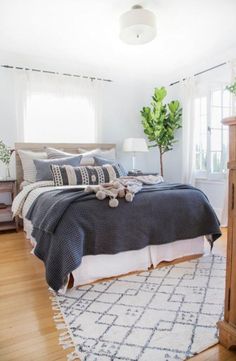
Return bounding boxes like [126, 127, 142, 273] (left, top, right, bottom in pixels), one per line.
[194, 82, 232, 181]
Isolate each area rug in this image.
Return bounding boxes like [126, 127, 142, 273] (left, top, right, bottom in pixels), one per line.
[51, 254, 226, 361]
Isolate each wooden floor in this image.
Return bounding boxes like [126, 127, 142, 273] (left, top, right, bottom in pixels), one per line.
[0, 229, 236, 361]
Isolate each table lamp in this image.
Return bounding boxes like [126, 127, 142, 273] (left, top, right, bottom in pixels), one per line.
[123, 138, 148, 171]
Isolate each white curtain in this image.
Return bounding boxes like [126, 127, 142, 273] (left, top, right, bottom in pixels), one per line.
[180, 77, 197, 185]
[221, 59, 236, 226]
[14, 71, 28, 142]
[14, 70, 103, 143]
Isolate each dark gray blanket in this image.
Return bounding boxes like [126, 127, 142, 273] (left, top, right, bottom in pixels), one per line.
[26, 183, 221, 291]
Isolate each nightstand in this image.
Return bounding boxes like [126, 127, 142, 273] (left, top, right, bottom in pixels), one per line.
[128, 171, 159, 176]
[0, 179, 18, 231]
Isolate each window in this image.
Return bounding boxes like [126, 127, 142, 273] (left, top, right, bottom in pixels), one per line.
[20, 72, 99, 143]
[194, 85, 232, 179]
[24, 92, 96, 143]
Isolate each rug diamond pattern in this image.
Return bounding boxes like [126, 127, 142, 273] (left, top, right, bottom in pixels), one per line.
[56, 254, 225, 361]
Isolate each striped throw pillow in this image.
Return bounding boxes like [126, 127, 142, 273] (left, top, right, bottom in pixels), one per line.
[50, 164, 124, 186]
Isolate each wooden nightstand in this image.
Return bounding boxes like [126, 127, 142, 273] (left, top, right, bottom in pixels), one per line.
[0, 179, 18, 231]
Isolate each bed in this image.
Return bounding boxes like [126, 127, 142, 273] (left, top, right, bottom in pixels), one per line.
[13, 142, 221, 293]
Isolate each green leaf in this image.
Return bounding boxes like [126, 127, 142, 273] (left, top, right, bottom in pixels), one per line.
[226, 80, 236, 96]
[153, 87, 167, 102]
[0, 140, 11, 165]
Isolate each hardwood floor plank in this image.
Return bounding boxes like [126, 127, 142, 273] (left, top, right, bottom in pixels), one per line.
[0, 228, 236, 361]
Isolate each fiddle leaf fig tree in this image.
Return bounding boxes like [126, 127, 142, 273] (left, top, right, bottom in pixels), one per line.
[141, 87, 182, 177]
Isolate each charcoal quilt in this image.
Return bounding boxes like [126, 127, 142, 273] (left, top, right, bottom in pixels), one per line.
[26, 183, 221, 291]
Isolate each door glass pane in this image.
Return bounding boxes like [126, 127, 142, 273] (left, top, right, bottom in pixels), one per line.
[195, 152, 200, 170]
[211, 129, 222, 152]
[200, 115, 207, 131]
[200, 132, 207, 151]
[223, 107, 231, 118]
[211, 107, 222, 128]
[201, 151, 207, 170]
[223, 90, 231, 107]
[223, 129, 228, 149]
[194, 98, 200, 120]
[211, 152, 221, 172]
[212, 90, 221, 106]
[200, 97, 207, 114]
[195, 151, 207, 171]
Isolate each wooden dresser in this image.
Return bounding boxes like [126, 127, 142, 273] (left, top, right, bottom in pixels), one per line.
[218, 116, 236, 349]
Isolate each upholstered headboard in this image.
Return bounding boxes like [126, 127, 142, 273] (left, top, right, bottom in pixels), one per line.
[15, 142, 116, 190]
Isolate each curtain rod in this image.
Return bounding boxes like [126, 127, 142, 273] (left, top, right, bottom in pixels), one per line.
[0, 64, 113, 83]
[169, 62, 227, 86]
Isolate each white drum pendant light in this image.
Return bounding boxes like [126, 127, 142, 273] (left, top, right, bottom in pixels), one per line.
[120, 5, 156, 45]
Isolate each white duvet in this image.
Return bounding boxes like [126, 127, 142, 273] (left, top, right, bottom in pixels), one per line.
[12, 181, 54, 217]
[12, 181, 86, 218]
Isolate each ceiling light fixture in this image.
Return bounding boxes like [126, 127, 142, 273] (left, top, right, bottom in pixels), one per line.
[119, 5, 156, 45]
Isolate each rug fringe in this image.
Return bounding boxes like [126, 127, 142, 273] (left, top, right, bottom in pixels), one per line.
[67, 351, 81, 361]
[59, 331, 75, 349]
[49, 289, 81, 361]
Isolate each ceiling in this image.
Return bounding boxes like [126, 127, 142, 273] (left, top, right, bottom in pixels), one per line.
[0, 0, 236, 83]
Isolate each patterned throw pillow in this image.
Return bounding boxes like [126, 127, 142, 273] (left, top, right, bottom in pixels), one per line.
[94, 156, 127, 175]
[50, 164, 124, 186]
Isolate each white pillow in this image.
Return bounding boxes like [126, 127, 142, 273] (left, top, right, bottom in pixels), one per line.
[46, 147, 94, 166]
[18, 150, 47, 183]
[78, 148, 116, 162]
[46, 147, 116, 166]
[46, 147, 77, 159]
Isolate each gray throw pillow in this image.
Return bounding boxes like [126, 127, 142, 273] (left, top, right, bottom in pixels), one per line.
[34, 155, 82, 181]
[94, 156, 127, 176]
[93, 156, 113, 165]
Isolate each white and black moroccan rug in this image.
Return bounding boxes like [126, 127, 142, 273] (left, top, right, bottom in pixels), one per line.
[53, 254, 225, 361]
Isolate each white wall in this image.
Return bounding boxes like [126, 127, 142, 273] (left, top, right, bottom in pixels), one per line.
[0, 66, 229, 223]
[0, 68, 17, 179]
[100, 80, 163, 173]
[0, 70, 167, 177]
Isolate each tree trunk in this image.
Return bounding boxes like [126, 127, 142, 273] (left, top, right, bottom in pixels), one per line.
[159, 147, 164, 177]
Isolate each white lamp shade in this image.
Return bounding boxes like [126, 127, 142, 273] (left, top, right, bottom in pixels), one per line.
[123, 138, 148, 152]
[120, 6, 156, 45]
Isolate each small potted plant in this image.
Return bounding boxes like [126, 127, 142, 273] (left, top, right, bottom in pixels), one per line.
[0, 140, 13, 179]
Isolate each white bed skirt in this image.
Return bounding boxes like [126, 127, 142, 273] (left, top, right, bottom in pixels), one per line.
[72, 237, 204, 287]
[24, 218, 205, 289]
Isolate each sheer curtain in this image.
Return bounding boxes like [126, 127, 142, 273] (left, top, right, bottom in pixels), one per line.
[180, 77, 198, 185]
[15, 70, 103, 143]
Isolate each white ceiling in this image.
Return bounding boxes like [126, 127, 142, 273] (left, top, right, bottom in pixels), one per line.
[0, 0, 236, 83]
